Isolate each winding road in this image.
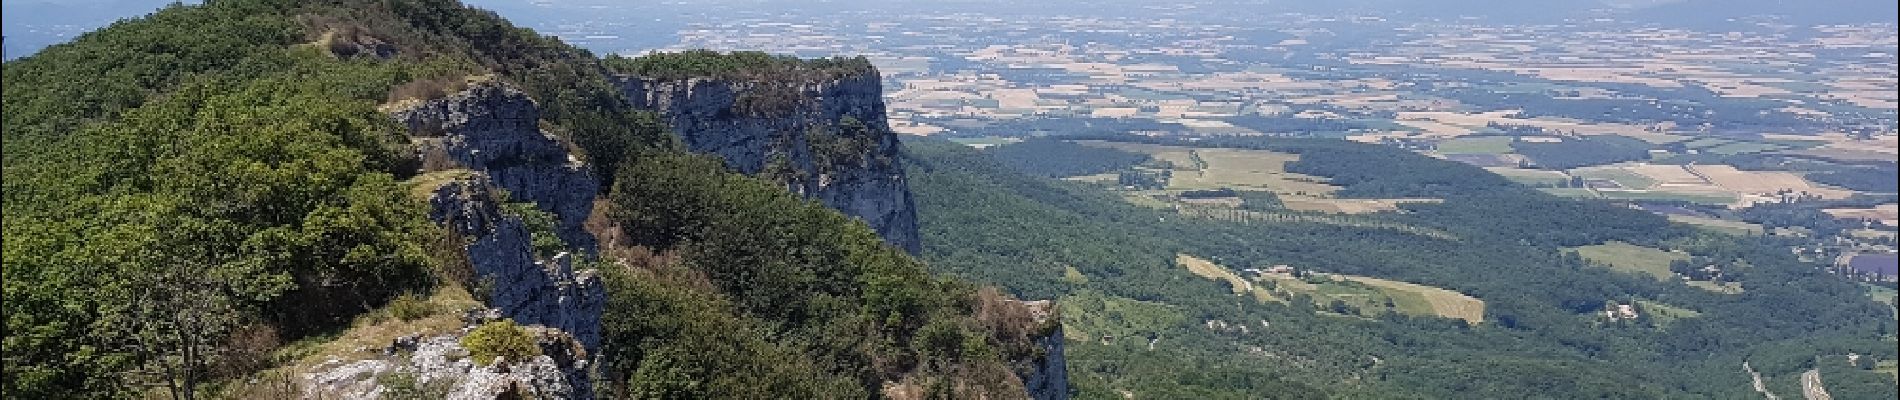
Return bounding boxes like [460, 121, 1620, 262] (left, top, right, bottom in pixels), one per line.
[1800, 369, 1831, 400]
[1744, 361, 1780, 400]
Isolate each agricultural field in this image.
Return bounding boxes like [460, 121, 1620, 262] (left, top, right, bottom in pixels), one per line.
[1177, 254, 1484, 324]
[1572, 166, 1658, 189]
[1824, 204, 1900, 227]
[1176, 254, 1268, 300]
[1668, 215, 1766, 236]
[1689, 164, 1854, 200]
[1076, 140, 1339, 195]
[1634, 299, 1702, 326]
[1435, 136, 1515, 154]
[1539, 187, 1599, 198]
[1567, 241, 1689, 280]
[1485, 167, 1569, 186]
[1686, 280, 1745, 294]
[1076, 141, 1455, 215]
[1279, 197, 1443, 214]
[1595, 189, 1739, 205]
[946, 136, 1022, 148]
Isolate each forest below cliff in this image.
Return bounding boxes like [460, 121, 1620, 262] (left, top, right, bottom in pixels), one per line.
[907, 135, 1899, 398]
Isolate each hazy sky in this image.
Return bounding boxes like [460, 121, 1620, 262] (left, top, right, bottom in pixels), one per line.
[5, 0, 1896, 60]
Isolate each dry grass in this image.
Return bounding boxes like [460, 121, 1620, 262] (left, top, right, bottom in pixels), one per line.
[404, 169, 479, 202]
[1690, 165, 1852, 199]
[1334, 275, 1486, 324]
[1177, 254, 1253, 296]
[1824, 204, 1900, 227]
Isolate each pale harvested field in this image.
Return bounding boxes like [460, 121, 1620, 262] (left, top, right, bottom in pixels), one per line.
[1334, 275, 1486, 324]
[1689, 165, 1853, 199]
[1824, 204, 1900, 227]
[1393, 119, 1477, 137]
[1076, 141, 1342, 196]
[1177, 254, 1278, 303]
[1396, 110, 1672, 141]
[1281, 196, 1443, 214]
[1628, 164, 1712, 186]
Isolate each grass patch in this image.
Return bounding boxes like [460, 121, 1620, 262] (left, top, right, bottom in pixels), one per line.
[1436, 136, 1516, 154]
[1060, 290, 1187, 342]
[1635, 299, 1701, 326]
[1865, 284, 1897, 307]
[1567, 241, 1688, 281]
[1181, 254, 1483, 323]
[405, 169, 480, 201]
[1538, 187, 1600, 198]
[1687, 280, 1746, 294]
[1704, 141, 1785, 155]
[283, 284, 479, 370]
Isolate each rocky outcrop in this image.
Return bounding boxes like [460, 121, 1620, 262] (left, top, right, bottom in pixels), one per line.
[394, 81, 599, 252]
[339, 81, 607, 398]
[1016, 300, 1069, 400]
[615, 72, 921, 253]
[302, 311, 592, 399]
[426, 174, 603, 352]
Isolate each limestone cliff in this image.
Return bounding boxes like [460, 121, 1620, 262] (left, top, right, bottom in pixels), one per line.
[1017, 300, 1070, 400]
[615, 72, 922, 253]
[301, 82, 609, 398]
[394, 81, 600, 253]
[393, 82, 605, 352]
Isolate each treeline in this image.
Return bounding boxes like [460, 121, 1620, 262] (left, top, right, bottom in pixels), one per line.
[1809, 165, 1900, 193]
[985, 137, 1150, 177]
[599, 151, 1039, 397]
[1511, 135, 1654, 170]
[605, 49, 875, 81]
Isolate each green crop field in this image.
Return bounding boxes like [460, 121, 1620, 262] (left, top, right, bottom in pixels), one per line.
[1486, 167, 1569, 186]
[1436, 136, 1516, 154]
[1595, 190, 1738, 205]
[1573, 167, 1658, 189]
[1669, 215, 1765, 236]
[1568, 241, 1689, 280]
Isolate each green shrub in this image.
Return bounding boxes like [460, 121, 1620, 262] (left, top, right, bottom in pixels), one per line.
[461, 320, 540, 366]
[386, 293, 437, 322]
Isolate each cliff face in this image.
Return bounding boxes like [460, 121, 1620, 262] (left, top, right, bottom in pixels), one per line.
[1017, 301, 1070, 400]
[615, 73, 921, 253]
[301, 82, 607, 397]
[394, 82, 600, 253]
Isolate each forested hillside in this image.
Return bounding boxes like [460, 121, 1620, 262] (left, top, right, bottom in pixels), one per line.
[908, 135, 1899, 398]
[2, 1, 1047, 398]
